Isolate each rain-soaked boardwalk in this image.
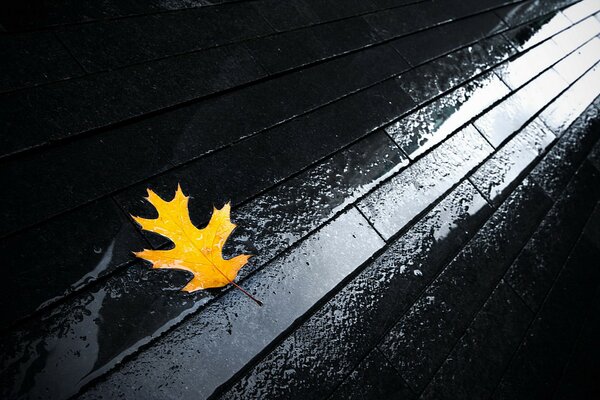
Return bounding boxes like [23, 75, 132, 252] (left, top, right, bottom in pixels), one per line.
[1, 0, 600, 399]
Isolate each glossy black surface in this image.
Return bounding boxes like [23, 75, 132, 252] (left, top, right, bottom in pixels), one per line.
[217, 181, 491, 400]
[387, 72, 509, 159]
[391, 12, 507, 66]
[0, 42, 266, 158]
[329, 349, 416, 400]
[589, 139, 600, 170]
[398, 35, 516, 104]
[3, 1, 600, 399]
[0, 123, 174, 237]
[124, 43, 409, 167]
[0, 75, 415, 238]
[115, 77, 415, 244]
[470, 118, 555, 204]
[0, 199, 144, 329]
[531, 97, 600, 200]
[56, 4, 272, 72]
[0, 32, 83, 93]
[553, 284, 600, 399]
[0, 0, 224, 30]
[378, 180, 552, 392]
[357, 125, 493, 239]
[420, 280, 533, 400]
[505, 162, 600, 311]
[0, 131, 404, 400]
[493, 234, 600, 399]
[79, 209, 384, 400]
[244, 17, 380, 75]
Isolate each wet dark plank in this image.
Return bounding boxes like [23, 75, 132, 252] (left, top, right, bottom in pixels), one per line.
[56, 3, 272, 72]
[531, 97, 600, 200]
[76, 209, 383, 400]
[506, 162, 600, 311]
[357, 125, 493, 239]
[228, 131, 408, 274]
[589, 139, 600, 171]
[0, 58, 414, 238]
[253, 0, 402, 32]
[244, 16, 380, 75]
[125, 43, 409, 167]
[387, 72, 509, 160]
[492, 233, 600, 399]
[217, 181, 491, 400]
[0, 123, 174, 238]
[0, 42, 266, 159]
[0, 32, 83, 93]
[364, 0, 460, 41]
[114, 77, 415, 245]
[390, 12, 508, 66]
[553, 285, 600, 399]
[494, 0, 576, 28]
[364, 0, 517, 42]
[398, 35, 516, 104]
[471, 118, 555, 205]
[329, 349, 416, 400]
[581, 200, 600, 254]
[0, 131, 404, 400]
[0, 0, 228, 31]
[420, 281, 533, 400]
[378, 180, 552, 392]
[0, 199, 145, 330]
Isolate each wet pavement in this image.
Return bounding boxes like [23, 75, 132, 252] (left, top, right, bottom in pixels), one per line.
[1, 0, 600, 399]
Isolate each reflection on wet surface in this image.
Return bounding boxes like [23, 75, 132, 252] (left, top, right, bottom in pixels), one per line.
[3, 1, 600, 399]
[506, 161, 600, 312]
[552, 37, 600, 82]
[476, 68, 568, 147]
[398, 35, 516, 103]
[495, 38, 563, 89]
[80, 209, 383, 400]
[387, 72, 509, 159]
[551, 16, 600, 53]
[541, 64, 600, 136]
[531, 97, 600, 200]
[379, 181, 553, 392]
[0, 262, 200, 400]
[0, 199, 144, 329]
[0, 131, 406, 400]
[230, 131, 408, 275]
[357, 126, 493, 239]
[217, 181, 492, 400]
[471, 119, 556, 204]
[503, 12, 572, 51]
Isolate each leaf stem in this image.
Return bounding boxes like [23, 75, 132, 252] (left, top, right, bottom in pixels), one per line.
[229, 280, 263, 306]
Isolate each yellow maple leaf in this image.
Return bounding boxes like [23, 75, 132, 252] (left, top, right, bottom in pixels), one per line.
[131, 184, 254, 297]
